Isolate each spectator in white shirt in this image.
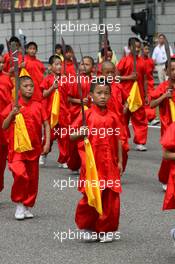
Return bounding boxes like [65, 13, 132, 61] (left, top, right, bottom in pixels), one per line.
[152, 34, 173, 83]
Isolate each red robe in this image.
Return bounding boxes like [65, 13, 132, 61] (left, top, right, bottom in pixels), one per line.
[161, 122, 175, 210]
[61, 60, 76, 76]
[68, 74, 91, 122]
[24, 54, 46, 101]
[107, 82, 129, 171]
[0, 72, 13, 191]
[1, 98, 47, 207]
[151, 80, 175, 184]
[117, 54, 148, 144]
[67, 74, 92, 170]
[72, 104, 122, 232]
[40, 73, 70, 163]
[151, 80, 174, 137]
[143, 56, 156, 121]
[3, 52, 23, 74]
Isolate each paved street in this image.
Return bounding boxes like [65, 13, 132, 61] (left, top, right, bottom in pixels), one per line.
[1, 126, 175, 264]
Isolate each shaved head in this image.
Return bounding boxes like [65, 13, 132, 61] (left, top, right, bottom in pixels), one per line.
[102, 61, 115, 72]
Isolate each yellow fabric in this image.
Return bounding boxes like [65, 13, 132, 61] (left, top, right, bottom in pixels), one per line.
[14, 113, 33, 153]
[127, 81, 143, 112]
[19, 68, 30, 77]
[169, 99, 175, 121]
[84, 138, 103, 215]
[50, 89, 60, 129]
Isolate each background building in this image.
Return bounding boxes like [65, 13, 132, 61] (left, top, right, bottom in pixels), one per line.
[0, 0, 174, 62]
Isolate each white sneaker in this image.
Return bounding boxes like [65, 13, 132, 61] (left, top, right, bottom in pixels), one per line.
[62, 163, 68, 169]
[24, 207, 34, 219]
[170, 228, 175, 241]
[15, 203, 25, 220]
[39, 155, 47, 166]
[58, 162, 62, 168]
[162, 184, 167, 192]
[150, 119, 160, 126]
[136, 144, 147, 151]
[99, 232, 114, 243]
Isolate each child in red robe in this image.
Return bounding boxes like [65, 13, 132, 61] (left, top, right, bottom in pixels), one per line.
[101, 61, 129, 172]
[40, 55, 69, 167]
[150, 57, 175, 190]
[70, 78, 122, 242]
[142, 42, 157, 125]
[22, 41, 46, 102]
[2, 76, 50, 220]
[117, 37, 148, 151]
[160, 122, 175, 241]
[97, 47, 113, 76]
[62, 45, 76, 76]
[3, 36, 23, 75]
[66, 56, 94, 171]
[0, 55, 13, 192]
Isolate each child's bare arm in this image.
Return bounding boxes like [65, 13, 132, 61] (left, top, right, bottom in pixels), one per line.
[42, 120, 50, 155]
[150, 90, 172, 108]
[163, 149, 175, 160]
[68, 96, 89, 105]
[43, 81, 58, 98]
[2, 106, 20, 130]
[70, 126, 88, 141]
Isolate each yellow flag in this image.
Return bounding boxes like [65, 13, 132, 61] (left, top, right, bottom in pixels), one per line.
[84, 138, 103, 215]
[169, 99, 175, 121]
[127, 81, 143, 112]
[50, 90, 60, 129]
[14, 113, 33, 153]
[19, 68, 30, 77]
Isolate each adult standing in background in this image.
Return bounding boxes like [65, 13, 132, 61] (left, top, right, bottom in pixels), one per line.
[152, 34, 173, 83]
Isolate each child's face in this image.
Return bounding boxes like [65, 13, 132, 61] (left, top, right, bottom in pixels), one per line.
[55, 48, 62, 55]
[143, 46, 149, 56]
[107, 51, 113, 61]
[170, 62, 175, 81]
[102, 65, 115, 78]
[79, 58, 93, 75]
[65, 51, 73, 60]
[130, 41, 141, 56]
[27, 45, 37, 57]
[20, 79, 34, 99]
[91, 84, 111, 108]
[51, 58, 62, 75]
[0, 56, 4, 71]
[10, 41, 20, 50]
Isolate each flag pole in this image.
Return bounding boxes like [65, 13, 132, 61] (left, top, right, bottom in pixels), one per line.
[11, 42, 19, 107]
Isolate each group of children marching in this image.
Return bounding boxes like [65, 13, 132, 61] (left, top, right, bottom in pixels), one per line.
[1, 35, 175, 243]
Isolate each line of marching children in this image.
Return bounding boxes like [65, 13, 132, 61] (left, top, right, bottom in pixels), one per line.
[1, 35, 175, 243]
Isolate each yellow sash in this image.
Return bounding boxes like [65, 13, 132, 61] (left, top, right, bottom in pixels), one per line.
[127, 81, 143, 112]
[19, 68, 30, 77]
[169, 99, 175, 121]
[50, 90, 60, 129]
[14, 113, 33, 153]
[84, 138, 103, 215]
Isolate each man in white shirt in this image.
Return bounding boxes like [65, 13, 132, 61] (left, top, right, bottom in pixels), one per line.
[152, 34, 173, 83]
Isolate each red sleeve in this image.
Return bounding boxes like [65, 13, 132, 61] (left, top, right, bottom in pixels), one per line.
[117, 57, 126, 75]
[1, 103, 12, 120]
[151, 83, 166, 99]
[38, 60, 46, 74]
[40, 77, 50, 91]
[161, 122, 175, 150]
[41, 103, 48, 122]
[71, 112, 83, 129]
